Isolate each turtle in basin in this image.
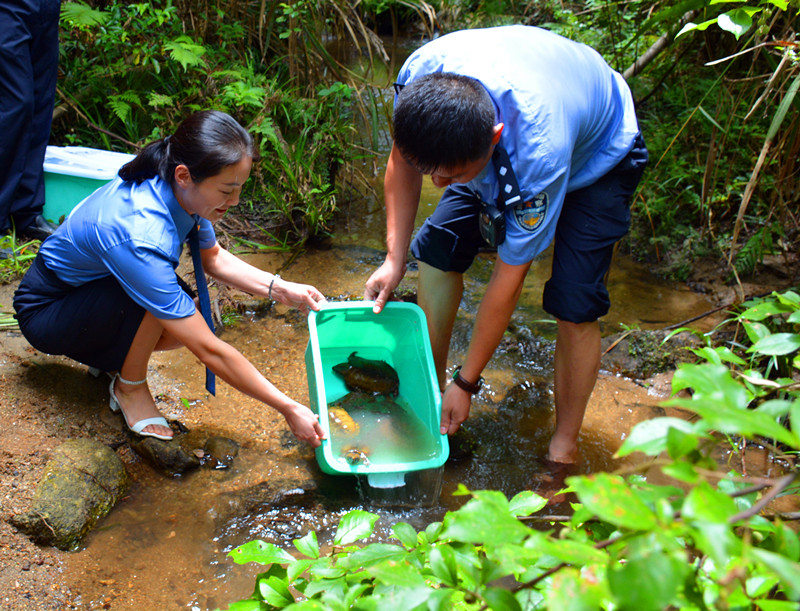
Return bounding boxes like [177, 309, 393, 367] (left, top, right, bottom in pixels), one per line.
[332, 352, 399, 396]
[342, 445, 371, 466]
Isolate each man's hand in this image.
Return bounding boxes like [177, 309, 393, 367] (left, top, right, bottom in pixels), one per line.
[440, 383, 472, 435]
[364, 258, 406, 314]
[284, 404, 326, 448]
[272, 278, 327, 314]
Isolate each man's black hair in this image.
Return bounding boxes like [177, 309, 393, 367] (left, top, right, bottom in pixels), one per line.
[393, 73, 496, 174]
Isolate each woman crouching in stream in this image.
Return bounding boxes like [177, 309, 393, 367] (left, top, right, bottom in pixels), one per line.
[13, 110, 327, 447]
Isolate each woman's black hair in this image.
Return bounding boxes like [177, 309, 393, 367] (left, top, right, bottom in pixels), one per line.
[118, 110, 258, 185]
[393, 73, 496, 174]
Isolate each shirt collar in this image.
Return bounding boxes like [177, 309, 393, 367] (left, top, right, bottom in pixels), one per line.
[155, 177, 197, 238]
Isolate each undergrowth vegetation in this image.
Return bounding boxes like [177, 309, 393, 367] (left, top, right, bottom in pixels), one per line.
[221, 290, 800, 609]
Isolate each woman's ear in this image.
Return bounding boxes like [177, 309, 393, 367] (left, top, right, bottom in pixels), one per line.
[174, 164, 192, 188]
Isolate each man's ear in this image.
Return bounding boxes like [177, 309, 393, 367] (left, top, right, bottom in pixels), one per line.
[491, 123, 504, 145]
[174, 164, 192, 188]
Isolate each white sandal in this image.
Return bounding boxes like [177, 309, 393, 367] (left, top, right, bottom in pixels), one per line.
[109, 374, 173, 441]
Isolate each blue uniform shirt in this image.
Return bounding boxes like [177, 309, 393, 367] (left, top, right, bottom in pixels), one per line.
[396, 25, 641, 265]
[39, 175, 216, 319]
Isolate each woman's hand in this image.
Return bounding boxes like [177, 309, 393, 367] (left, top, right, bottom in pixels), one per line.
[283, 403, 327, 448]
[270, 277, 327, 314]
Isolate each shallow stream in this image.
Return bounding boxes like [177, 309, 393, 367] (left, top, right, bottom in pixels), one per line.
[54, 181, 761, 610]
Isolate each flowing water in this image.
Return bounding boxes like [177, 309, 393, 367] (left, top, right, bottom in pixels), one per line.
[56, 178, 773, 610]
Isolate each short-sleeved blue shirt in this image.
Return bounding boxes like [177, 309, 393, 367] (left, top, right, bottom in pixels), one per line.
[39, 175, 216, 319]
[396, 25, 641, 265]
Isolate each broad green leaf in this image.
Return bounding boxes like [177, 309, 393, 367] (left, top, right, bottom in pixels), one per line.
[339, 544, 406, 570]
[690, 521, 741, 566]
[334, 510, 379, 545]
[545, 567, 604, 611]
[365, 558, 429, 588]
[666, 425, 700, 459]
[258, 575, 295, 607]
[750, 548, 800, 600]
[287, 558, 314, 583]
[537, 538, 609, 565]
[743, 321, 771, 345]
[483, 587, 522, 611]
[294, 530, 319, 559]
[749, 332, 800, 356]
[661, 460, 700, 483]
[682, 481, 739, 523]
[391, 522, 419, 548]
[740, 299, 793, 321]
[426, 588, 456, 611]
[569, 473, 659, 530]
[669, 363, 750, 405]
[668, 396, 799, 448]
[718, 8, 761, 40]
[676, 18, 719, 38]
[222, 599, 268, 611]
[230, 540, 296, 566]
[509, 490, 548, 516]
[440, 490, 531, 545]
[429, 545, 459, 586]
[617, 417, 703, 457]
[608, 546, 688, 611]
[756, 600, 800, 611]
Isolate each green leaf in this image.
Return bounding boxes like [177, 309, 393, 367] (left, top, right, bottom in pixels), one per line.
[508, 490, 548, 516]
[365, 558, 429, 588]
[750, 547, 800, 600]
[229, 540, 296, 566]
[617, 417, 705, 457]
[537, 538, 609, 565]
[429, 545, 459, 586]
[340, 544, 407, 570]
[164, 35, 207, 71]
[294, 530, 320, 559]
[661, 460, 701, 483]
[743, 321, 771, 345]
[682, 481, 739, 523]
[690, 521, 741, 566]
[749, 333, 800, 356]
[741, 298, 794, 321]
[440, 490, 531, 544]
[392, 522, 419, 548]
[221, 599, 268, 611]
[717, 7, 761, 40]
[545, 566, 604, 611]
[61, 1, 110, 27]
[569, 473, 659, 530]
[608, 538, 688, 611]
[334, 510, 379, 545]
[257, 574, 295, 607]
[483, 587, 522, 611]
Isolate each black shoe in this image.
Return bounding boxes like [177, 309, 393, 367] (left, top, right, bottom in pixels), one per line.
[19, 214, 57, 241]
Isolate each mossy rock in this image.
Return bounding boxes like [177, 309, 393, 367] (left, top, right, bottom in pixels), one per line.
[10, 438, 130, 551]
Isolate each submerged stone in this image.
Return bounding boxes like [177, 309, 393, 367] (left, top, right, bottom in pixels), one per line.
[202, 436, 239, 470]
[131, 434, 201, 477]
[10, 438, 130, 551]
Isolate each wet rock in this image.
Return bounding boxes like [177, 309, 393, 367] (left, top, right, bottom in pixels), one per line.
[10, 438, 130, 551]
[601, 329, 701, 380]
[130, 434, 200, 477]
[202, 436, 239, 469]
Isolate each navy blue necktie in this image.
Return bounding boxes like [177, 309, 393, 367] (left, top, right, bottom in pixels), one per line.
[492, 144, 522, 210]
[188, 223, 216, 395]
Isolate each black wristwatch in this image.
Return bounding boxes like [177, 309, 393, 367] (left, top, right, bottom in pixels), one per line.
[452, 366, 484, 394]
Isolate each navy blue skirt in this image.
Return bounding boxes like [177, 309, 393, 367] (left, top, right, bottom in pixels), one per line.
[13, 254, 191, 372]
